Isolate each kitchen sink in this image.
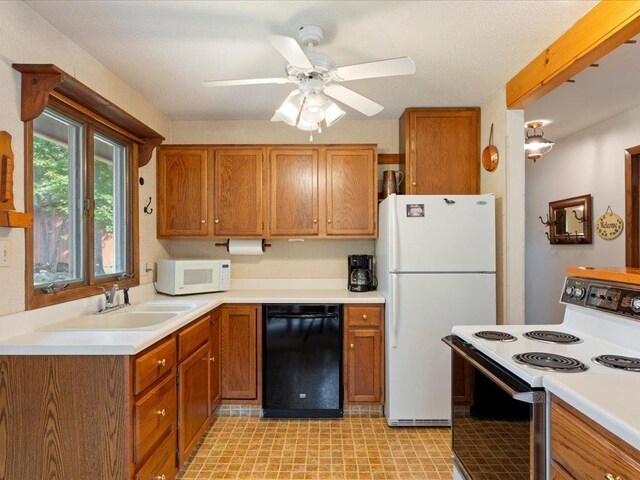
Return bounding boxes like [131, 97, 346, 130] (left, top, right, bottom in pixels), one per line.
[44, 312, 179, 331]
[124, 303, 196, 313]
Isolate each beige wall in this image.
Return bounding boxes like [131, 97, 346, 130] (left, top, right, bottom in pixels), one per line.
[167, 119, 399, 280]
[525, 104, 637, 324]
[480, 88, 526, 325]
[0, 1, 172, 316]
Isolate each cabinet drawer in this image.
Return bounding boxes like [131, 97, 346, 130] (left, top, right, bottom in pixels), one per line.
[134, 337, 176, 395]
[345, 305, 383, 328]
[178, 315, 210, 362]
[134, 430, 177, 480]
[551, 398, 640, 480]
[134, 373, 177, 464]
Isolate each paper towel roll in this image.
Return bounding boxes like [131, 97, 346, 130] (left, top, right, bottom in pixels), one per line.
[227, 239, 264, 256]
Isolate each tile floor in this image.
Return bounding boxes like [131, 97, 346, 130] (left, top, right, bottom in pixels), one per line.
[178, 417, 452, 480]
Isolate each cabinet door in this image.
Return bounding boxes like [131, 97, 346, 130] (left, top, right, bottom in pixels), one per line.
[452, 351, 473, 405]
[178, 342, 210, 462]
[221, 305, 257, 399]
[213, 148, 264, 236]
[268, 148, 319, 236]
[550, 461, 576, 480]
[346, 328, 383, 403]
[325, 148, 376, 236]
[157, 149, 208, 237]
[209, 310, 221, 413]
[406, 109, 479, 194]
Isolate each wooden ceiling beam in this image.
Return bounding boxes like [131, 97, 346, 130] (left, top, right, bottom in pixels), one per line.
[506, 1, 640, 110]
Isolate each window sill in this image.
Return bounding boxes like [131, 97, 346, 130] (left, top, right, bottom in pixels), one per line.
[28, 277, 139, 310]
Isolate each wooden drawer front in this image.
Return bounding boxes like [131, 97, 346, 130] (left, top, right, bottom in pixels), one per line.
[134, 431, 177, 480]
[135, 337, 176, 395]
[346, 305, 382, 328]
[550, 461, 575, 480]
[551, 399, 640, 480]
[134, 373, 177, 464]
[178, 316, 210, 363]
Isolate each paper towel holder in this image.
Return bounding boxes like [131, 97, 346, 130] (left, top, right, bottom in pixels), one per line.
[215, 239, 272, 252]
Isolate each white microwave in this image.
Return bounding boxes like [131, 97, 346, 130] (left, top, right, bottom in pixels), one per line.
[156, 259, 231, 295]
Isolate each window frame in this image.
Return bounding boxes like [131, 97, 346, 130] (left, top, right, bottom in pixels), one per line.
[26, 96, 139, 310]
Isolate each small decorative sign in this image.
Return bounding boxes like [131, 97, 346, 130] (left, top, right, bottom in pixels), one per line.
[595, 206, 623, 240]
[406, 204, 425, 217]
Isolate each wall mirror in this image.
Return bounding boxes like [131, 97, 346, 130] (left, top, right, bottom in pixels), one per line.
[548, 194, 592, 244]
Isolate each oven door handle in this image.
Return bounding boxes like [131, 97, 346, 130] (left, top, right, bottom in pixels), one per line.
[443, 336, 544, 404]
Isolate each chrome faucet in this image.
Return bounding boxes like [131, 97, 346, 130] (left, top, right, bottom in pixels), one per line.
[96, 283, 126, 314]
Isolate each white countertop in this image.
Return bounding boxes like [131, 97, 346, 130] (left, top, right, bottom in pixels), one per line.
[0, 284, 384, 356]
[544, 374, 640, 451]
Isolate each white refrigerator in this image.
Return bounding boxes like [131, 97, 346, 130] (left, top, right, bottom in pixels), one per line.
[376, 194, 496, 426]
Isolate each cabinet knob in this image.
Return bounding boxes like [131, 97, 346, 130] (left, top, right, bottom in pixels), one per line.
[154, 475, 166, 480]
[313, 219, 317, 224]
[156, 409, 166, 417]
[157, 358, 166, 367]
[412, 181, 417, 186]
[362, 314, 368, 320]
[327, 219, 332, 224]
[350, 343, 355, 349]
[209, 356, 215, 362]
[605, 475, 621, 480]
[201, 219, 206, 224]
[214, 219, 220, 224]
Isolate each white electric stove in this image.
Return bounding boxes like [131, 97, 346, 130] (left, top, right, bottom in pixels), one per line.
[446, 275, 640, 480]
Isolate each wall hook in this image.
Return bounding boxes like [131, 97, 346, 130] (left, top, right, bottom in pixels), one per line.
[539, 214, 554, 226]
[572, 210, 586, 223]
[143, 197, 153, 215]
[545, 232, 550, 241]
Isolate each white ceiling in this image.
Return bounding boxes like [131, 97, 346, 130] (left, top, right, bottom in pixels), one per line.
[526, 34, 640, 141]
[26, 0, 596, 121]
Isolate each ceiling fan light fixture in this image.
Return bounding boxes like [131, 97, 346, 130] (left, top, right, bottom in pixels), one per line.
[275, 92, 302, 126]
[324, 100, 345, 127]
[297, 118, 319, 131]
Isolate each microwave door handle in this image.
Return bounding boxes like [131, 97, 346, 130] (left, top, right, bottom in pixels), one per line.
[442, 337, 544, 404]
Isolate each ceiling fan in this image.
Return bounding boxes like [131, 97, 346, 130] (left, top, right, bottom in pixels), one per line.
[203, 25, 416, 136]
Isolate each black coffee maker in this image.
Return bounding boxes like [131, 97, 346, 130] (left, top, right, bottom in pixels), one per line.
[348, 255, 377, 292]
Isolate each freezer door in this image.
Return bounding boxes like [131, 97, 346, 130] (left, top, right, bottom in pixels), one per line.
[385, 272, 496, 426]
[392, 195, 495, 273]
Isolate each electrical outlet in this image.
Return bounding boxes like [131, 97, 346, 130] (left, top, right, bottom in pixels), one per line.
[0, 240, 9, 267]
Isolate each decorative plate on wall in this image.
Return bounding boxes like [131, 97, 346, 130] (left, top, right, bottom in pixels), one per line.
[595, 206, 623, 240]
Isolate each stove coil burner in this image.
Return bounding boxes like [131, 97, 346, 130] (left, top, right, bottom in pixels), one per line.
[513, 352, 589, 372]
[592, 355, 640, 372]
[473, 331, 517, 342]
[523, 330, 582, 344]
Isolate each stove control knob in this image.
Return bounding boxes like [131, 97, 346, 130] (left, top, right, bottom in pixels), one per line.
[572, 287, 585, 299]
[631, 297, 640, 313]
[564, 286, 574, 297]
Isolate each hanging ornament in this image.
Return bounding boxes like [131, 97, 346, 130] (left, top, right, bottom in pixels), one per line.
[595, 206, 624, 240]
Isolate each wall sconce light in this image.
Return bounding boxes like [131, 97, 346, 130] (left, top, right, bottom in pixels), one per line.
[524, 121, 554, 161]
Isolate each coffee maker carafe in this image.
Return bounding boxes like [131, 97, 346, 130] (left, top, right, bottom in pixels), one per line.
[348, 255, 377, 292]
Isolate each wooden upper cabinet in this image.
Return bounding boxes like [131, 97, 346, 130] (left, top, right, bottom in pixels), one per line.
[213, 148, 264, 237]
[268, 148, 320, 237]
[157, 148, 208, 237]
[325, 147, 377, 236]
[401, 108, 480, 195]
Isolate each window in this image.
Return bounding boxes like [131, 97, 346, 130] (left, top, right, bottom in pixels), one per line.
[28, 98, 137, 309]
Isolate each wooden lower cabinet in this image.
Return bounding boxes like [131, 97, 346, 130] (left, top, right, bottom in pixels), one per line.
[178, 342, 210, 462]
[452, 351, 473, 405]
[221, 305, 260, 400]
[210, 309, 222, 413]
[344, 304, 384, 404]
[551, 396, 640, 480]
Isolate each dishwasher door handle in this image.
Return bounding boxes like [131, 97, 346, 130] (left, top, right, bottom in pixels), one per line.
[267, 313, 340, 319]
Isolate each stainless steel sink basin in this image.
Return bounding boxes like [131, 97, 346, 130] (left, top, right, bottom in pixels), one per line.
[46, 312, 178, 331]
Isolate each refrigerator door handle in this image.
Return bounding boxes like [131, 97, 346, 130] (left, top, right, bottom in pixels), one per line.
[391, 273, 399, 348]
[390, 194, 399, 272]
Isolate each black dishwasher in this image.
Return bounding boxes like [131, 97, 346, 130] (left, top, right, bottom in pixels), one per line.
[263, 304, 343, 418]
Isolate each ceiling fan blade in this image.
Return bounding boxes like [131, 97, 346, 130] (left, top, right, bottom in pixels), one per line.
[266, 34, 314, 71]
[203, 77, 292, 87]
[324, 85, 384, 116]
[332, 57, 416, 82]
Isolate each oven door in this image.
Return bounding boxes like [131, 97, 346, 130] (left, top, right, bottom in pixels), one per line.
[443, 335, 546, 480]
